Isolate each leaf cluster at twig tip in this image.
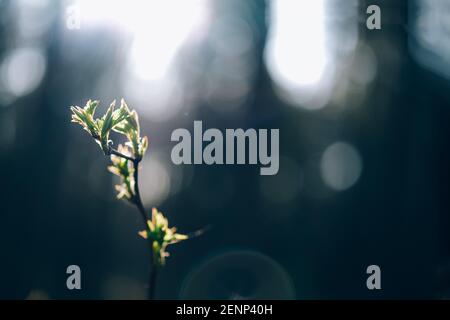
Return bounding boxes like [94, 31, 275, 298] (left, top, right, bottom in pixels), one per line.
[70, 99, 148, 160]
[70, 99, 149, 200]
[138, 208, 188, 267]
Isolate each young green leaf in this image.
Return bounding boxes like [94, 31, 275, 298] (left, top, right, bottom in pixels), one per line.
[70, 100, 100, 139]
[138, 208, 188, 266]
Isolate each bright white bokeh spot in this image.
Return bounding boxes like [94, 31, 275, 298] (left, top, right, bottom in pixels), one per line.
[76, 0, 208, 81]
[128, 34, 174, 81]
[320, 142, 362, 191]
[265, 0, 328, 88]
[75, 0, 209, 120]
[127, 1, 207, 81]
[0, 47, 46, 97]
[265, 0, 359, 110]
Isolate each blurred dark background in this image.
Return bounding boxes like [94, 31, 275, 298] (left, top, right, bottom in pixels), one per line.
[0, 0, 450, 299]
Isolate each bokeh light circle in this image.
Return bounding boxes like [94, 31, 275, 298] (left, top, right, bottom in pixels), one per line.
[181, 250, 295, 299]
[0, 47, 46, 98]
[320, 141, 362, 191]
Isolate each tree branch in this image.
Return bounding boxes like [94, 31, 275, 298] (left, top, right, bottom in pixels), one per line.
[132, 159, 158, 300]
[110, 150, 158, 300]
[109, 147, 136, 162]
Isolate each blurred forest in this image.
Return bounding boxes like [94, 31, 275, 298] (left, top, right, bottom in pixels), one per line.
[0, 0, 450, 299]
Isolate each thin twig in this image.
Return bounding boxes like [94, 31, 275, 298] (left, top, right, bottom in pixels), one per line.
[132, 158, 158, 299]
[109, 147, 136, 162]
[186, 225, 212, 239]
[110, 149, 158, 300]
